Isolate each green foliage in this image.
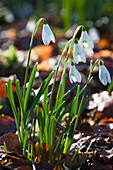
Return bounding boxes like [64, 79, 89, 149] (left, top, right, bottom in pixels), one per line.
[3, 142, 8, 154]
[5, 17, 104, 169]
[2, 45, 18, 68]
[62, 0, 113, 30]
[107, 78, 113, 93]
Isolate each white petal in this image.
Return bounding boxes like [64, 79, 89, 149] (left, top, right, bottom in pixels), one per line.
[69, 68, 73, 83]
[42, 24, 55, 45]
[83, 42, 88, 48]
[99, 65, 106, 85]
[73, 45, 79, 64]
[79, 31, 94, 49]
[46, 24, 55, 43]
[78, 46, 86, 63]
[107, 72, 111, 83]
[51, 31, 55, 43]
[99, 69, 107, 85]
[99, 65, 111, 85]
[71, 75, 78, 83]
[69, 65, 81, 83]
[42, 24, 50, 45]
[73, 43, 86, 64]
[72, 66, 81, 83]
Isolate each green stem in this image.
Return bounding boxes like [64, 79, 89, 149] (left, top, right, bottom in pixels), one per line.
[48, 39, 71, 111]
[63, 59, 99, 154]
[23, 18, 44, 100]
[48, 25, 82, 111]
[56, 26, 82, 104]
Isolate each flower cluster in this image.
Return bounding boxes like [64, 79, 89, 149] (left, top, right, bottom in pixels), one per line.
[68, 28, 111, 86]
[69, 27, 94, 84]
[41, 20, 111, 86]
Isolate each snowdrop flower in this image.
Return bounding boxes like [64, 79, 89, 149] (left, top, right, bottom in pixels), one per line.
[42, 19, 55, 45]
[79, 28, 94, 50]
[73, 39, 86, 64]
[69, 64, 81, 83]
[99, 61, 111, 86]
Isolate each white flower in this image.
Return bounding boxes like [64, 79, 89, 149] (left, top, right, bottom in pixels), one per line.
[42, 22, 55, 45]
[79, 31, 94, 49]
[69, 65, 81, 83]
[73, 43, 86, 64]
[99, 63, 111, 86]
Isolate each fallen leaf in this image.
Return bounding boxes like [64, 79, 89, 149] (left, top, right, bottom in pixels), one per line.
[15, 166, 33, 170]
[0, 151, 32, 169]
[77, 122, 94, 132]
[33, 142, 50, 163]
[35, 161, 53, 170]
[0, 81, 16, 98]
[37, 58, 56, 71]
[31, 45, 53, 61]
[0, 116, 16, 136]
[98, 38, 110, 49]
[0, 133, 20, 152]
[99, 117, 113, 124]
[37, 60, 52, 71]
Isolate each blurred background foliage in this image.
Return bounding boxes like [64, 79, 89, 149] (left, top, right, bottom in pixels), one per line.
[0, 0, 113, 31]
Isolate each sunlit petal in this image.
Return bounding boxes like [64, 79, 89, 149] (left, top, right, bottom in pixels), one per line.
[42, 23, 55, 45]
[79, 31, 94, 49]
[69, 65, 81, 83]
[73, 43, 86, 64]
[99, 64, 111, 86]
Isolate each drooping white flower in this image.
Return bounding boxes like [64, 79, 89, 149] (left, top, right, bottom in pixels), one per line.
[73, 40, 86, 64]
[79, 31, 94, 50]
[69, 65, 81, 83]
[99, 61, 111, 86]
[42, 20, 55, 45]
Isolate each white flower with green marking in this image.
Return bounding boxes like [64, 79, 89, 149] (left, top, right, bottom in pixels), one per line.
[42, 20, 55, 45]
[73, 39, 86, 64]
[69, 65, 81, 83]
[99, 61, 111, 86]
[79, 30, 94, 50]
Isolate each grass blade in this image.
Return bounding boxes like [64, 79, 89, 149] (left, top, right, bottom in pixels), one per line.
[24, 63, 38, 113]
[25, 71, 54, 126]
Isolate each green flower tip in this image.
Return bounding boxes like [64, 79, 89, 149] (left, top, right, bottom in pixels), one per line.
[44, 19, 47, 24]
[90, 60, 93, 64]
[82, 26, 86, 32]
[99, 60, 103, 66]
[71, 61, 74, 66]
[74, 39, 78, 44]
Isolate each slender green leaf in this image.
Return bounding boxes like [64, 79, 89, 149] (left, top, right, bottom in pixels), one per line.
[3, 142, 8, 154]
[78, 142, 92, 170]
[23, 129, 29, 156]
[49, 116, 54, 165]
[69, 148, 79, 170]
[52, 130, 65, 166]
[74, 85, 80, 116]
[24, 63, 38, 113]
[25, 71, 54, 125]
[6, 79, 21, 142]
[23, 18, 44, 99]
[56, 139, 65, 169]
